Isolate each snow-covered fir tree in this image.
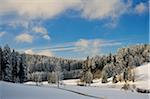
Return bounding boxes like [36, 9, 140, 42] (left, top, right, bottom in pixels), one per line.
[2, 44, 12, 82]
[19, 54, 27, 83]
[0, 46, 2, 80]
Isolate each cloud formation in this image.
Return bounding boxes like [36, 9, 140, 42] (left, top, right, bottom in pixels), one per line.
[135, 2, 147, 14]
[0, 0, 81, 19]
[75, 39, 89, 51]
[0, 32, 6, 37]
[38, 50, 54, 57]
[0, 0, 148, 31]
[79, 0, 131, 20]
[25, 49, 54, 57]
[32, 26, 50, 40]
[15, 33, 33, 43]
[0, 0, 133, 20]
[23, 39, 121, 57]
[75, 39, 121, 56]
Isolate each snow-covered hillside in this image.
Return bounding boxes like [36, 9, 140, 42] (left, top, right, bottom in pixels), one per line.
[134, 63, 150, 89]
[62, 63, 150, 89]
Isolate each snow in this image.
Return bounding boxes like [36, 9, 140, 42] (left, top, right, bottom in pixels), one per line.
[0, 81, 90, 99]
[62, 79, 80, 85]
[134, 63, 150, 89]
[1, 81, 149, 99]
[61, 85, 149, 99]
[1, 63, 150, 99]
[62, 63, 150, 89]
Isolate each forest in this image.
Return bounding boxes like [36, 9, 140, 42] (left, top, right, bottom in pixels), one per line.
[0, 44, 149, 83]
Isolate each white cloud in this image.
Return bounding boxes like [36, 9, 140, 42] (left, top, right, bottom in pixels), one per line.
[75, 39, 89, 51]
[33, 26, 50, 40]
[24, 49, 34, 55]
[79, 0, 131, 20]
[0, 0, 131, 20]
[23, 38, 121, 57]
[33, 27, 47, 34]
[0, 32, 6, 37]
[38, 50, 54, 57]
[0, 0, 81, 19]
[15, 33, 33, 43]
[104, 19, 118, 28]
[135, 3, 147, 14]
[74, 39, 121, 56]
[43, 35, 50, 40]
[51, 46, 78, 52]
[1, 0, 147, 29]
[25, 49, 54, 57]
[75, 39, 102, 56]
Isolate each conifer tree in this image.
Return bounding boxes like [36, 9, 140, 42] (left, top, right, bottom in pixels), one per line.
[2, 44, 12, 82]
[19, 54, 27, 83]
[0, 46, 2, 80]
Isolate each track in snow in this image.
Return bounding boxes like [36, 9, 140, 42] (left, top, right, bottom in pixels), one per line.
[58, 87, 107, 99]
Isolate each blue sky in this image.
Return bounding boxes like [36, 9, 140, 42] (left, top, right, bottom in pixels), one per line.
[0, 0, 149, 59]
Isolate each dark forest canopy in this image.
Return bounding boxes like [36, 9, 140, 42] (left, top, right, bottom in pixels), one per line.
[0, 44, 149, 83]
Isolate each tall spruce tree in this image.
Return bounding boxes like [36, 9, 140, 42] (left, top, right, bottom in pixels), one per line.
[2, 44, 12, 82]
[0, 46, 2, 80]
[19, 54, 27, 83]
[11, 50, 20, 83]
[11, 50, 16, 82]
[15, 52, 21, 82]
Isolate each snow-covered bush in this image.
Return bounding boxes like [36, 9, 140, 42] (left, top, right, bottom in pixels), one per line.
[101, 71, 108, 83]
[48, 72, 57, 84]
[32, 72, 42, 85]
[84, 71, 93, 86]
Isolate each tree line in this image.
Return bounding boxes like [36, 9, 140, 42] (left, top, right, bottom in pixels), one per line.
[81, 44, 150, 85]
[0, 44, 149, 84]
[0, 44, 27, 83]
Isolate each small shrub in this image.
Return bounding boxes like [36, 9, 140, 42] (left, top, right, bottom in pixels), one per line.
[112, 75, 118, 83]
[121, 83, 130, 90]
[48, 72, 57, 84]
[101, 71, 108, 83]
[136, 88, 150, 94]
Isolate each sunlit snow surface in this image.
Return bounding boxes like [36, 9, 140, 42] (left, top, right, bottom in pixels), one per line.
[134, 63, 150, 89]
[1, 63, 150, 99]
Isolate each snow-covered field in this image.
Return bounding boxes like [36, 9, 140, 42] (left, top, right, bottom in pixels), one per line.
[1, 63, 150, 99]
[1, 81, 92, 99]
[1, 81, 149, 99]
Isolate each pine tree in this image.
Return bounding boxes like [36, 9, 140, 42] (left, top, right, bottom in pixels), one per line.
[0, 46, 2, 80]
[11, 50, 16, 82]
[16, 52, 21, 82]
[2, 44, 12, 82]
[19, 54, 27, 83]
[11, 50, 20, 83]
